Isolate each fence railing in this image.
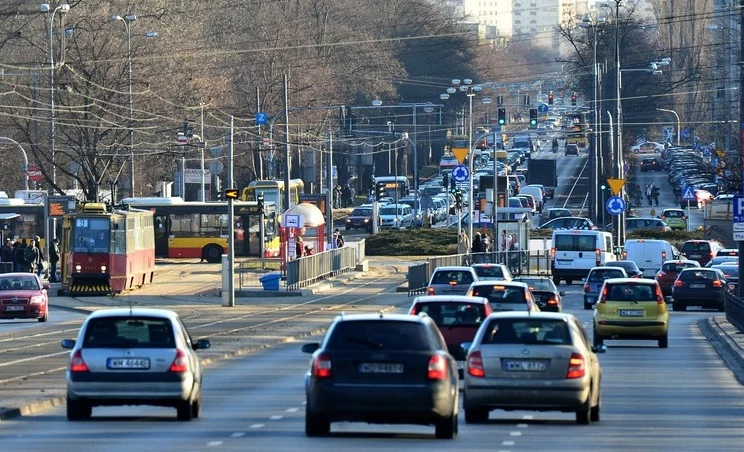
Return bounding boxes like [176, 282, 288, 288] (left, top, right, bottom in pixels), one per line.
[407, 250, 553, 296]
[725, 291, 744, 333]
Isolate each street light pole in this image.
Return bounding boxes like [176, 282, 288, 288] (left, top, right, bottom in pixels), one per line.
[613, 0, 625, 248]
[467, 86, 474, 250]
[657, 108, 680, 146]
[0, 137, 30, 190]
[112, 14, 136, 198]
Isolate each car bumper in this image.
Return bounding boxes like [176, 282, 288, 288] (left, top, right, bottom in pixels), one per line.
[0, 306, 45, 319]
[594, 319, 668, 338]
[306, 381, 456, 423]
[464, 378, 589, 410]
[66, 371, 195, 404]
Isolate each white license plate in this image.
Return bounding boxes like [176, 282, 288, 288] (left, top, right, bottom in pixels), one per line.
[503, 360, 548, 372]
[107, 358, 151, 370]
[557, 260, 572, 265]
[689, 254, 702, 259]
[457, 361, 465, 370]
[690, 284, 706, 289]
[5, 305, 25, 311]
[358, 363, 404, 374]
[619, 309, 644, 317]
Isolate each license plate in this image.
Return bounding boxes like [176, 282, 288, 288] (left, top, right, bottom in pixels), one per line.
[689, 254, 701, 259]
[619, 309, 644, 317]
[358, 363, 404, 374]
[690, 284, 706, 289]
[107, 358, 151, 370]
[557, 260, 571, 265]
[457, 361, 465, 370]
[5, 305, 25, 311]
[586, 297, 596, 304]
[503, 359, 548, 372]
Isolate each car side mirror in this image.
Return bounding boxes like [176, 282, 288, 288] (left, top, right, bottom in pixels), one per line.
[592, 344, 607, 354]
[302, 343, 320, 354]
[194, 339, 211, 350]
[60, 339, 75, 349]
[460, 342, 473, 354]
[664, 296, 673, 303]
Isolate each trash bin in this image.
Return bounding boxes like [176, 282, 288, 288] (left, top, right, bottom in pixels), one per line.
[259, 272, 281, 291]
[0, 262, 12, 274]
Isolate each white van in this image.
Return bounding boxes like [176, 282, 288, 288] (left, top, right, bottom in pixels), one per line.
[519, 185, 544, 213]
[622, 239, 677, 278]
[551, 230, 616, 285]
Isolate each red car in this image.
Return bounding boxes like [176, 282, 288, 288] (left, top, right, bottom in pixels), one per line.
[0, 273, 49, 322]
[408, 295, 492, 377]
[654, 259, 701, 296]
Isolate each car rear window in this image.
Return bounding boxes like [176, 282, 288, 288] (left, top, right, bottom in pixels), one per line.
[606, 283, 656, 301]
[554, 234, 596, 251]
[474, 266, 504, 279]
[431, 270, 475, 285]
[470, 285, 525, 304]
[712, 266, 738, 278]
[482, 318, 571, 345]
[663, 210, 683, 218]
[679, 270, 718, 282]
[413, 302, 486, 327]
[662, 262, 697, 272]
[327, 320, 430, 351]
[681, 242, 710, 253]
[83, 316, 176, 348]
[588, 269, 624, 282]
[514, 278, 553, 291]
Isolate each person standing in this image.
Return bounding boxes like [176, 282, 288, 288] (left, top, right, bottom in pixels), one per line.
[49, 238, 60, 283]
[333, 228, 345, 248]
[645, 184, 653, 206]
[1, 238, 13, 264]
[30, 237, 44, 277]
[14, 239, 30, 273]
[457, 231, 470, 265]
[651, 185, 660, 207]
[295, 236, 304, 259]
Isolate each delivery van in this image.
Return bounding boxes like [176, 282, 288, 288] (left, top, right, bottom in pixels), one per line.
[622, 239, 677, 278]
[551, 230, 616, 285]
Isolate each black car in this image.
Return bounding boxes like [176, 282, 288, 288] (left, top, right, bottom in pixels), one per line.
[512, 276, 565, 312]
[671, 268, 727, 311]
[344, 206, 374, 232]
[565, 144, 579, 156]
[640, 158, 661, 172]
[711, 264, 739, 294]
[301, 313, 459, 438]
[604, 260, 643, 278]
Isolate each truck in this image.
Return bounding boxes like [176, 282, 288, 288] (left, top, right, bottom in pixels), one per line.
[526, 159, 557, 199]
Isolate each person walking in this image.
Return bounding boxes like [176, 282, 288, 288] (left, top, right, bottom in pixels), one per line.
[1, 238, 13, 264]
[49, 238, 60, 283]
[30, 237, 44, 277]
[457, 231, 470, 265]
[295, 236, 304, 259]
[333, 228, 345, 248]
[645, 184, 653, 206]
[651, 185, 660, 207]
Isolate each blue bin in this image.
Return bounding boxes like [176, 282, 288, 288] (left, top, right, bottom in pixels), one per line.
[259, 272, 281, 291]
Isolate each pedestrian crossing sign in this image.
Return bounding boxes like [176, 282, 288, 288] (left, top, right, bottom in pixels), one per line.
[681, 186, 695, 201]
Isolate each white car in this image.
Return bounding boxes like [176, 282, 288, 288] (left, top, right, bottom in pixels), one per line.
[630, 141, 664, 154]
[378, 204, 414, 229]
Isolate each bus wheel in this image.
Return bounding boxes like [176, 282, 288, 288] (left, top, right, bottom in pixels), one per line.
[203, 245, 223, 263]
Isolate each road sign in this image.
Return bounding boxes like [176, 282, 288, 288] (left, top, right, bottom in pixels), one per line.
[734, 195, 744, 222]
[27, 164, 43, 182]
[681, 186, 696, 201]
[224, 188, 239, 200]
[255, 112, 268, 125]
[451, 147, 469, 164]
[537, 103, 549, 113]
[451, 165, 469, 183]
[735, 231, 744, 242]
[606, 178, 625, 196]
[606, 196, 626, 215]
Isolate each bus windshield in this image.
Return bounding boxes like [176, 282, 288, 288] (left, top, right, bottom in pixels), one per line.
[73, 217, 110, 253]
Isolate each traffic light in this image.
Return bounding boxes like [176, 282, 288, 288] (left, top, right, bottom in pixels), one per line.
[442, 173, 449, 191]
[257, 192, 265, 214]
[529, 109, 538, 128]
[224, 188, 239, 200]
[454, 189, 463, 209]
[497, 95, 503, 106]
[375, 184, 386, 201]
[497, 107, 506, 126]
[571, 92, 577, 106]
[548, 91, 554, 105]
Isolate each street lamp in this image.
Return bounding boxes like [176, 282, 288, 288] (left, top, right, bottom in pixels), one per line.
[656, 108, 680, 146]
[41, 3, 71, 192]
[0, 137, 30, 190]
[450, 78, 477, 248]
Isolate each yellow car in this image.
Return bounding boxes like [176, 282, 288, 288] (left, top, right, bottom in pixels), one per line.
[593, 278, 669, 348]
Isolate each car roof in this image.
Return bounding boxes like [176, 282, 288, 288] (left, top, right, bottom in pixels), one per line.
[469, 281, 528, 289]
[679, 267, 719, 272]
[662, 259, 699, 265]
[333, 312, 427, 323]
[412, 295, 489, 304]
[603, 277, 657, 284]
[433, 266, 477, 272]
[472, 263, 506, 268]
[86, 308, 180, 321]
[484, 311, 574, 321]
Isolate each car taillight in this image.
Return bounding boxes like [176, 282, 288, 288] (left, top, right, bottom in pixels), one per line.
[598, 286, 608, 303]
[69, 350, 89, 372]
[467, 351, 485, 378]
[427, 287, 435, 295]
[547, 297, 559, 306]
[655, 286, 664, 304]
[427, 355, 448, 380]
[713, 280, 723, 288]
[674, 280, 683, 287]
[169, 349, 189, 373]
[567, 353, 585, 379]
[595, 249, 600, 266]
[583, 283, 590, 293]
[312, 353, 332, 378]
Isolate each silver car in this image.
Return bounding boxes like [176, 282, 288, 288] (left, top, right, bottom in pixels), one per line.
[462, 311, 605, 424]
[61, 308, 211, 421]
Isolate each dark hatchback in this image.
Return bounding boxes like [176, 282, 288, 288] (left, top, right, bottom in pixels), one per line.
[671, 268, 727, 312]
[302, 313, 459, 439]
[680, 240, 725, 267]
[710, 264, 739, 294]
[640, 158, 661, 172]
[604, 260, 643, 278]
[344, 206, 374, 232]
[512, 276, 565, 312]
[654, 259, 701, 296]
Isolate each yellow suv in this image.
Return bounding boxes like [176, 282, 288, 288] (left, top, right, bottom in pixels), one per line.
[593, 278, 668, 348]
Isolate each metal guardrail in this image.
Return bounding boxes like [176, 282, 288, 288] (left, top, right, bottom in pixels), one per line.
[725, 291, 744, 333]
[407, 250, 553, 296]
[285, 246, 357, 291]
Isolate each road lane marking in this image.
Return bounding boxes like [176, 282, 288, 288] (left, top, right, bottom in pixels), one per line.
[517, 423, 528, 428]
[502, 440, 515, 446]
[207, 441, 223, 447]
[509, 431, 522, 436]
[286, 407, 298, 413]
[269, 415, 283, 420]
[250, 424, 264, 429]
[230, 432, 245, 437]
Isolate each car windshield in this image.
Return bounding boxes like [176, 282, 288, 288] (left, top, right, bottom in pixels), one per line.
[474, 266, 504, 279]
[379, 206, 401, 215]
[469, 285, 525, 304]
[0, 276, 40, 291]
[607, 262, 638, 271]
[431, 270, 475, 285]
[588, 269, 624, 282]
[414, 302, 486, 327]
[682, 242, 711, 253]
[326, 321, 429, 351]
[482, 318, 571, 345]
[351, 209, 371, 217]
[662, 262, 698, 272]
[663, 210, 683, 218]
[82, 316, 176, 348]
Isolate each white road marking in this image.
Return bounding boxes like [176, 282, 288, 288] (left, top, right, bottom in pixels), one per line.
[502, 440, 516, 446]
[509, 431, 522, 436]
[517, 423, 528, 428]
[522, 414, 534, 419]
[230, 432, 245, 437]
[269, 415, 283, 420]
[250, 424, 264, 429]
[207, 441, 223, 447]
[286, 407, 299, 413]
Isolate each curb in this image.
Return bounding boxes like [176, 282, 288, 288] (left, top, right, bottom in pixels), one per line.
[698, 316, 744, 385]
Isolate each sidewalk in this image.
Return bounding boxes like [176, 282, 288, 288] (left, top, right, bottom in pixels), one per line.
[698, 316, 744, 385]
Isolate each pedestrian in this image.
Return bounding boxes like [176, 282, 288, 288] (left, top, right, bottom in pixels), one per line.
[645, 184, 653, 206]
[295, 236, 304, 259]
[1, 238, 13, 264]
[651, 185, 660, 207]
[304, 245, 315, 256]
[333, 228, 345, 248]
[14, 239, 30, 273]
[31, 236, 44, 278]
[49, 238, 60, 283]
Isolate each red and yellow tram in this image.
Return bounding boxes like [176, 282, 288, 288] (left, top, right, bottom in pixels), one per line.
[60, 203, 155, 295]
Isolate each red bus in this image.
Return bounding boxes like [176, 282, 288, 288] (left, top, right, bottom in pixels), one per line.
[60, 203, 155, 295]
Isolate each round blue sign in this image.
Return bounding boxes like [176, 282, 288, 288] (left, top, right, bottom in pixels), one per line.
[606, 196, 626, 215]
[451, 165, 469, 183]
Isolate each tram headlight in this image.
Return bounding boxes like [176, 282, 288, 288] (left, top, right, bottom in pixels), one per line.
[100, 265, 107, 273]
[75, 265, 81, 272]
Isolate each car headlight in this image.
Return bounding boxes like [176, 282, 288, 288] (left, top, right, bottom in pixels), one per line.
[30, 295, 45, 305]
[363, 218, 369, 223]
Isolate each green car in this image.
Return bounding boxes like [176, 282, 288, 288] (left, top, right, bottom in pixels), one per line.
[660, 208, 687, 230]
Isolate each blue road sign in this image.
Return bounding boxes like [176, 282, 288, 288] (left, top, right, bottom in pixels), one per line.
[734, 195, 744, 223]
[681, 186, 696, 201]
[255, 112, 268, 125]
[451, 165, 469, 183]
[606, 196, 626, 216]
[537, 103, 549, 113]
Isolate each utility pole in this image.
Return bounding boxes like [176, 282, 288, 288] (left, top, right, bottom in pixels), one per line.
[738, 0, 744, 298]
[283, 73, 291, 213]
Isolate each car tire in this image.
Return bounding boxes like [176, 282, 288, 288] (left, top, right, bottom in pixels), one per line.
[39, 310, 48, 322]
[434, 411, 458, 439]
[191, 397, 201, 419]
[593, 328, 604, 347]
[552, 275, 560, 285]
[584, 300, 592, 310]
[673, 302, 686, 312]
[658, 333, 668, 348]
[576, 390, 591, 425]
[177, 399, 194, 421]
[305, 410, 330, 437]
[66, 398, 91, 421]
[566, 279, 573, 285]
[590, 389, 601, 422]
[464, 406, 489, 424]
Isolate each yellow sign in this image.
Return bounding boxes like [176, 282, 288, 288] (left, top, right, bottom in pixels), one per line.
[606, 178, 625, 196]
[451, 148, 469, 164]
[224, 188, 239, 200]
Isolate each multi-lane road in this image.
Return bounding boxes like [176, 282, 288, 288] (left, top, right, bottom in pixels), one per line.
[1, 257, 743, 451]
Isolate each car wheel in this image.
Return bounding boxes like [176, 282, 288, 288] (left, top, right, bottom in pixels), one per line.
[593, 328, 604, 346]
[39, 309, 48, 322]
[673, 302, 686, 312]
[434, 411, 457, 439]
[191, 397, 201, 419]
[203, 245, 223, 264]
[576, 389, 591, 425]
[305, 410, 330, 437]
[66, 398, 91, 421]
[590, 388, 601, 422]
[658, 333, 668, 349]
[552, 275, 560, 285]
[177, 399, 194, 421]
[464, 406, 489, 424]
[584, 300, 592, 310]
